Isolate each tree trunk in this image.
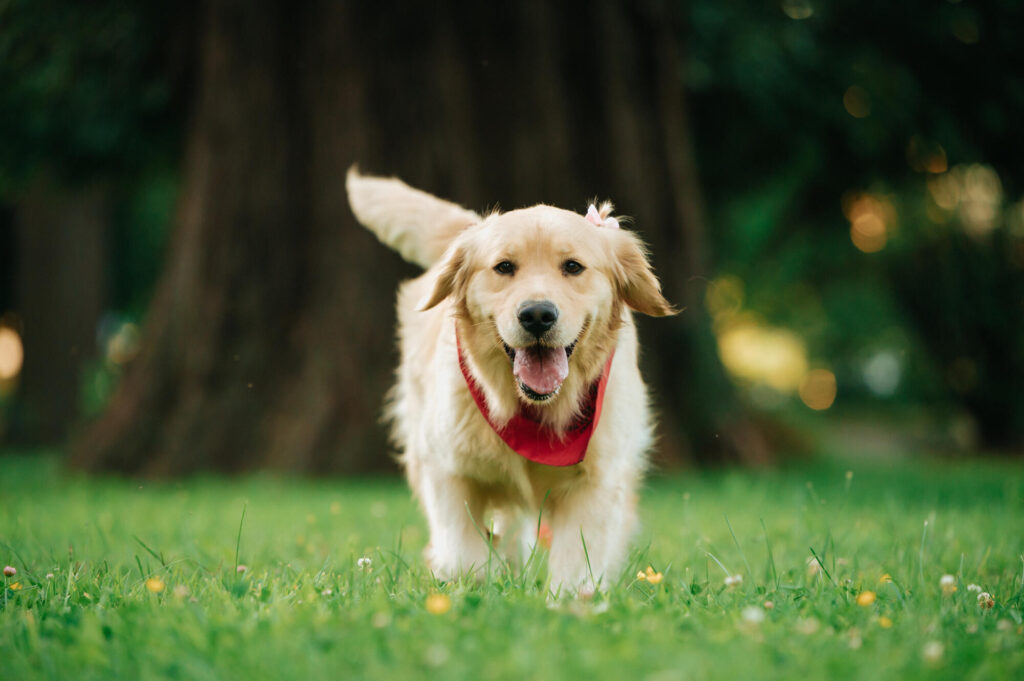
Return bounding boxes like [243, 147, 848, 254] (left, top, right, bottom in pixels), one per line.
[73, 0, 765, 475]
[15, 180, 107, 443]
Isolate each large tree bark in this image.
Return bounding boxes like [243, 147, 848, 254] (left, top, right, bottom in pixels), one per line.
[73, 0, 765, 475]
[15, 180, 106, 442]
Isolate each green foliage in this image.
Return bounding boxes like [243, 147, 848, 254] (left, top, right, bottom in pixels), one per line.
[0, 0, 184, 194]
[1, 454, 1022, 680]
[689, 1, 1024, 443]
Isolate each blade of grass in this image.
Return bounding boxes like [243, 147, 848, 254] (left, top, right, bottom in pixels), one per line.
[233, 503, 247, 574]
[724, 515, 753, 579]
[760, 518, 779, 590]
[133, 535, 167, 568]
[464, 501, 510, 581]
[703, 549, 731, 577]
[580, 529, 596, 592]
[808, 546, 835, 586]
[918, 519, 929, 586]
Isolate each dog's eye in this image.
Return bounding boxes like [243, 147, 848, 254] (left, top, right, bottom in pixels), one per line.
[562, 259, 585, 276]
[494, 260, 516, 276]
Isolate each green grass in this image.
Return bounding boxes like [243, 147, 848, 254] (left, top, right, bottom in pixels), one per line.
[1, 453, 1022, 681]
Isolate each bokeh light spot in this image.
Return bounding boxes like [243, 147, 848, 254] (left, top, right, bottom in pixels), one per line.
[0, 327, 25, 381]
[106, 322, 141, 365]
[843, 86, 871, 118]
[959, 163, 1002, 237]
[907, 137, 947, 174]
[718, 320, 809, 393]
[927, 173, 960, 211]
[781, 0, 814, 20]
[928, 164, 1004, 237]
[845, 193, 894, 253]
[799, 369, 837, 410]
[862, 350, 901, 397]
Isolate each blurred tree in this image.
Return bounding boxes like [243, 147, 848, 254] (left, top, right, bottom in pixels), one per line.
[72, 0, 766, 474]
[16, 183, 106, 440]
[0, 0, 187, 443]
[687, 0, 1024, 451]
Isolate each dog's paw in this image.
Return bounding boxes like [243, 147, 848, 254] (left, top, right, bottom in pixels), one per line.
[547, 574, 604, 600]
[424, 544, 491, 582]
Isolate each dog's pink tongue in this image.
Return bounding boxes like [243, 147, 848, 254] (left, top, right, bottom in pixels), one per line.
[513, 346, 569, 395]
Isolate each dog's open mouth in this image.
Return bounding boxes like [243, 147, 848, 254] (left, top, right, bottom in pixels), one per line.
[502, 341, 577, 402]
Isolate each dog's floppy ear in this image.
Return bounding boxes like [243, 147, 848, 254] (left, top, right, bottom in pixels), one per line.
[611, 231, 677, 317]
[417, 243, 469, 311]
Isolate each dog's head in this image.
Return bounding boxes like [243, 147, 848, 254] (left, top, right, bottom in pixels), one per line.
[420, 203, 675, 422]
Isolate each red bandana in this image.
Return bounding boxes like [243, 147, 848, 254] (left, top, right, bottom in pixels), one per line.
[456, 329, 614, 466]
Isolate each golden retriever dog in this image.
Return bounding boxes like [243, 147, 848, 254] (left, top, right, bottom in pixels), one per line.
[346, 168, 675, 595]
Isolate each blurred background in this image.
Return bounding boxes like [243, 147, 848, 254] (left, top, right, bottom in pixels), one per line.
[0, 0, 1021, 475]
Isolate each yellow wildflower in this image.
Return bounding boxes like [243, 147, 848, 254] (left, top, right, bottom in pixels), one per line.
[878, 616, 893, 628]
[425, 593, 451, 615]
[644, 566, 664, 585]
[636, 571, 647, 581]
[9, 582, 21, 591]
[145, 577, 165, 593]
[856, 590, 876, 606]
[879, 573, 892, 584]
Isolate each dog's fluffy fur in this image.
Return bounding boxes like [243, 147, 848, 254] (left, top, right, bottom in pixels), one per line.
[347, 168, 675, 594]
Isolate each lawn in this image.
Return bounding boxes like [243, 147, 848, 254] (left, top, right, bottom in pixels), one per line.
[1, 452, 1022, 680]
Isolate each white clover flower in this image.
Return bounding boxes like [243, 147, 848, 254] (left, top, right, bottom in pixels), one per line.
[741, 606, 765, 624]
[357, 557, 372, 570]
[795, 617, 820, 635]
[724, 574, 743, 588]
[806, 556, 822, 576]
[922, 640, 944, 664]
[977, 592, 995, 608]
[939, 574, 957, 594]
[966, 583, 982, 593]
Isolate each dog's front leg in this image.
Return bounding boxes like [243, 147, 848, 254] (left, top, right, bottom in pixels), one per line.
[547, 482, 637, 596]
[418, 471, 493, 581]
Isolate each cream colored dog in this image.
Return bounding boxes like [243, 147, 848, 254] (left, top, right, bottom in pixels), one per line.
[347, 168, 675, 594]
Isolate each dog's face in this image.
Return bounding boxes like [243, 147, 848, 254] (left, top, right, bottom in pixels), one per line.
[421, 204, 674, 410]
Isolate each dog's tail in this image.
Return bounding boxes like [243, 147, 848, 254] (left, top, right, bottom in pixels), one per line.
[346, 166, 479, 269]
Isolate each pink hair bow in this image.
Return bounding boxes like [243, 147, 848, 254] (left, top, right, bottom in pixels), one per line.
[585, 204, 620, 229]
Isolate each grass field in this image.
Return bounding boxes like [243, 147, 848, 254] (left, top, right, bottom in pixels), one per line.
[1, 452, 1022, 680]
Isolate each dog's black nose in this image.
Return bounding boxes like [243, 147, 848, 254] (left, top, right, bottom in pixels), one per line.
[518, 301, 559, 338]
